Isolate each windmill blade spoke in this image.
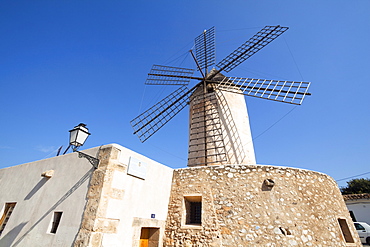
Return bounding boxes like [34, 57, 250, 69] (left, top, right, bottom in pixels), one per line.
[131, 86, 195, 142]
[146, 65, 195, 85]
[194, 26, 216, 72]
[216, 25, 288, 73]
[217, 77, 311, 105]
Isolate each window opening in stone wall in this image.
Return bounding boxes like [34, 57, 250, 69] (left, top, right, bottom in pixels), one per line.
[184, 196, 202, 225]
[139, 227, 159, 247]
[0, 202, 16, 236]
[338, 218, 354, 243]
[50, 211, 63, 234]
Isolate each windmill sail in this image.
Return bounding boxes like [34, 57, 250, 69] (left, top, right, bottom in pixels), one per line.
[194, 26, 216, 72]
[146, 65, 195, 85]
[216, 77, 311, 105]
[216, 25, 288, 74]
[131, 85, 195, 142]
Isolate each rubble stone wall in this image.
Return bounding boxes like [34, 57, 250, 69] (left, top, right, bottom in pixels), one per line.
[165, 164, 361, 247]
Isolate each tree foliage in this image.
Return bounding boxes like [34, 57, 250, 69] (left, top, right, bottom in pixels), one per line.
[341, 178, 370, 195]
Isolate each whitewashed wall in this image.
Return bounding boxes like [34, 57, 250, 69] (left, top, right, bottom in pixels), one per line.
[0, 147, 98, 247]
[99, 144, 174, 247]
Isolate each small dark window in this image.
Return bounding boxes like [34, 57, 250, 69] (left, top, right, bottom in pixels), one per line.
[50, 212, 63, 234]
[189, 202, 201, 224]
[0, 203, 16, 236]
[338, 218, 354, 243]
[184, 196, 202, 225]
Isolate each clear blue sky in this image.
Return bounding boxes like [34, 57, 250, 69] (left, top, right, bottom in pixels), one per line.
[1, 1, 369, 188]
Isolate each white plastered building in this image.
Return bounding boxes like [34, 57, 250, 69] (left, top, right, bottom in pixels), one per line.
[0, 144, 173, 247]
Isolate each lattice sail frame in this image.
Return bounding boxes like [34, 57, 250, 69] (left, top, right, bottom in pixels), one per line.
[131, 86, 195, 142]
[216, 77, 310, 105]
[216, 25, 289, 73]
[146, 65, 195, 85]
[194, 26, 216, 72]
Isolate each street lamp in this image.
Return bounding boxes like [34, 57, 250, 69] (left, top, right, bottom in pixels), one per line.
[69, 123, 90, 151]
[68, 123, 99, 169]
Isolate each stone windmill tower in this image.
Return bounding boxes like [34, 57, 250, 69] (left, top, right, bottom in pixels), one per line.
[131, 25, 311, 167]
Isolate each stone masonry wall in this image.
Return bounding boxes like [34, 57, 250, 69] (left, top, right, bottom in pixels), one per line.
[74, 146, 125, 247]
[165, 164, 361, 246]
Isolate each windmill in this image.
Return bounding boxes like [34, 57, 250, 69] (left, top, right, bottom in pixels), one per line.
[131, 25, 311, 167]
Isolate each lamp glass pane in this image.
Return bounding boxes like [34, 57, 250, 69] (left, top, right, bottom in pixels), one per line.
[69, 130, 78, 146]
[75, 131, 89, 146]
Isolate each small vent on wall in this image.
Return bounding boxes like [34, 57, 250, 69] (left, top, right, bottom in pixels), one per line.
[262, 179, 275, 191]
[279, 227, 291, 235]
[264, 179, 275, 187]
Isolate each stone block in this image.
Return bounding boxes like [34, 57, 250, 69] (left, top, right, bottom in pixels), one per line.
[41, 170, 54, 178]
[93, 218, 120, 233]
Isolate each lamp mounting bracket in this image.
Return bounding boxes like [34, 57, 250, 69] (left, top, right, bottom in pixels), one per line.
[77, 151, 99, 169]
